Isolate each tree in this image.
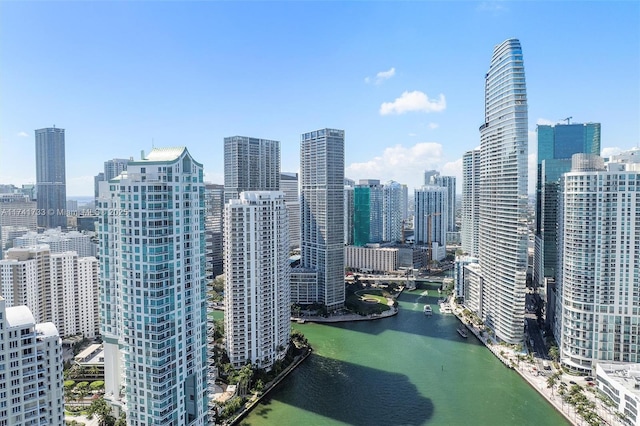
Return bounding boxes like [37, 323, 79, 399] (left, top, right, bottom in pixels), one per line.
[546, 375, 558, 395]
[548, 346, 559, 362]
[88, 398, 116, 426]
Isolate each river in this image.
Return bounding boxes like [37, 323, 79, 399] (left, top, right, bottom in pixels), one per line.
[236, 284, 569, 426]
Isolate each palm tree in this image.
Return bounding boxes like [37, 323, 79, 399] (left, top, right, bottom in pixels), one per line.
[88, 398, 116, 426]
[546, 375, 558, 395]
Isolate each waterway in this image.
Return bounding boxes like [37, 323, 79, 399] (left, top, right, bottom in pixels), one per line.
[238, 284, 569, 426]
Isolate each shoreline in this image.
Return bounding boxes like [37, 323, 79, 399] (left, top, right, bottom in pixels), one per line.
[450, 302, 580, 426]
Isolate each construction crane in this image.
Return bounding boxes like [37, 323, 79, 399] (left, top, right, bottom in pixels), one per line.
[561, 116, 573, 125]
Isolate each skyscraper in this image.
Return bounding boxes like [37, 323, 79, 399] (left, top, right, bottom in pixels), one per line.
[382, 180, 405, 243]
[344, 184, 354, 246]
[423, 170, 439, 186]
[414, 186, 448, 261]
[204, 183, 225, 278]
[478, 38, 529, 344]
[280, 172, 301, 249]
[300, 128, 345, 309]
[556, 153, 640, 371]
[98, 147, 208, 424]
[223, 136, 280, 202]
[533, 123, 601, 292]
[353, 179, 383, 246]
[35, 127, 66, 229]
[224, 192, 290, 370]
[431, 176, 456, 233]
[461, 149, 480, 256]
[0, 297, 64, 425]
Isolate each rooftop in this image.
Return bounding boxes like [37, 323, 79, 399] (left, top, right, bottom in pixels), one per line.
[5, 305, 35, 328]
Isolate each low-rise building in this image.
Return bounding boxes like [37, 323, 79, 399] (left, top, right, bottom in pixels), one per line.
[596, 363, 640, 426]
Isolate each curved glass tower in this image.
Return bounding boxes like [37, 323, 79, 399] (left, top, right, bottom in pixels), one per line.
[478, 39, 529, 344]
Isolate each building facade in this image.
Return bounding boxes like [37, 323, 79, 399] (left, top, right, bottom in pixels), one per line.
[98, 147, 208, 424]
[280, 172, 301, 250]
[35, 127, 67, 229]
[299, 129, 345, 310]
[223, 136, 280, 202]
[224, 192, 290, 370]
[556, 154, 640, 372]
[0, 297, 64, 425]
[382, 181, 405, 243]
[431, 176, 456, 233]
[414, 186, 448, 261]
[477, 38, 529, 344]
[204, 183, 225, 278]
[0, 245, 100, 339]
[15, 229, 97, 258]
[345, 245, 399, 274]
[353, 179, 383, 246]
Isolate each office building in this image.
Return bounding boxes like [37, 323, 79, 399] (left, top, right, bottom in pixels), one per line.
[0, 297, 64, 425]
[204, 183, 225, 278]
[223, 136, 280, 202]
[414, 186, 448, 261]
[98, 147, 208, 424]
[224, 192, 290, 369]
[534, 122, 600, 313]
[555, 153, 640, 372]
[382, 181, 405, 243]
[0, 194, 38, 256]
[0, 245, 99, 339]
[477, 38, 529, 344]
[431, 176, 456, 232]
[344, 184, 354, 246]
[299, 129, 345, 309]
[353, 179, 383, 246]
[280, 172, 301, 249]
[35, 127, 67, 229]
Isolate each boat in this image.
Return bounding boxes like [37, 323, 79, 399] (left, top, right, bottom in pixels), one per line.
[423, 305, 433, 316]
[439, 303, 452, 314]
[457, 327, 468, 338]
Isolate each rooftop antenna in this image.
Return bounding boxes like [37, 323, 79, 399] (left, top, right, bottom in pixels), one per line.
[562, 116, 572, 125]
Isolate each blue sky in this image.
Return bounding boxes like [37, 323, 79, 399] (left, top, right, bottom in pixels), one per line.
[1, 1, 638, 196]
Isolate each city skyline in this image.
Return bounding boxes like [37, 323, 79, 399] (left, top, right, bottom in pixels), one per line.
[1, 2, 638, 195]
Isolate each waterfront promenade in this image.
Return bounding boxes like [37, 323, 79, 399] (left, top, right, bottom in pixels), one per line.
[450, 299, 622, 426]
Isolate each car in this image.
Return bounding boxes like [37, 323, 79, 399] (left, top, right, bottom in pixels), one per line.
[569, 380, 577, 385]
[585, 376, 594, 381]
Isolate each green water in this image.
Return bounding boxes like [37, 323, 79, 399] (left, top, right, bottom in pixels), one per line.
[237, 286, 569, 426]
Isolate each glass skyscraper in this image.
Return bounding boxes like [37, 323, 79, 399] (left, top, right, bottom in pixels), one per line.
[353, 179, 383, 246]
[223, 136, 280, 202]
[478, 38, 529, 344]
[35, 127, 66, 229]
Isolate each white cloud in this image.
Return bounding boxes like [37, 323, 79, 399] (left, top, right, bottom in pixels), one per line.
[17, 131, 29, 137]
[428, 123, 439, 130]
[536, 118, 556, 126]
[601, 147, 623, 158]
[204, 170, 224, 184]
[408, 133, 417, 137]
[346, 142, 444, 190]
[380, 91, 446, 115]
[477, 1, 507, 13]
[365, 67, 396, 85]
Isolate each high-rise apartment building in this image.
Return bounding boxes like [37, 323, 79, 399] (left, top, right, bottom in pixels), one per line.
[95, 159, 131, 202]
[15, 228, 98, 257]
[431, 176, 456, 232]
[223, 136, 280, 202]
[0, 194, 38, 256]
[35, 127, 67, 229]
[555, 153, 640, 372]
[299, 129, 345, 309]
[423, 170, 439, 186]
[477, 38, 529, 344]
[204, 183, 225, 278]
[0, 297, 64, 425]
[0, 245, 100, 338]
[98, 147, 208, 424]
[382, 181, 405, 243]
[280, 172, 301, 249]
[353, 179, 383, 246]
[224, 192, 290, 370]
[461, 149, 481, 257]
[414, 186, 448, 261]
